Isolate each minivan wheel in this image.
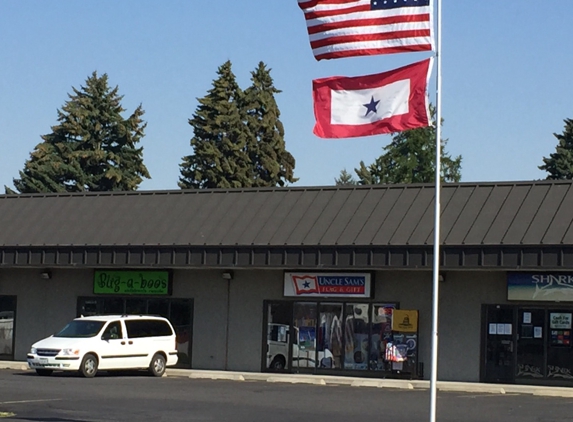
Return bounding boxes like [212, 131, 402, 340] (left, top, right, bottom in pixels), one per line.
[149, 353, 166, 377]
[35, 369, 53, 376]
[270, 356, 286, 370]
[79, 353, 98, 378]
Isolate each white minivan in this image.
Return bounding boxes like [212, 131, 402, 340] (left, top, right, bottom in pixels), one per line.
[27, 315, 179, 378]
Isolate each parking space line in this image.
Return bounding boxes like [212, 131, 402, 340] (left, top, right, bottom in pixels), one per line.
[0, 399, 63, 405]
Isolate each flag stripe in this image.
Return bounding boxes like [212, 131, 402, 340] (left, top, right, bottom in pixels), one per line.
[313, 39, 432, 60]
[310, 29, 431, 49]
[305, 5, 429, 23]
[315, 45, 431, 60]
[307, 14, 430, 37]
[299, 0, 433, 60]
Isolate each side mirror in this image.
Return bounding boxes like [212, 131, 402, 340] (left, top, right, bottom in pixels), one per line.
[101, 333, 111, 341]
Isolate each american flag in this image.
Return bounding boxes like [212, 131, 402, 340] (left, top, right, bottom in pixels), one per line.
[298, 0, 434, 61]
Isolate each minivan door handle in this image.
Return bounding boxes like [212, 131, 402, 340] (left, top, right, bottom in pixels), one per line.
[128, 341, 133, 345]
[121, 341, 126, 345]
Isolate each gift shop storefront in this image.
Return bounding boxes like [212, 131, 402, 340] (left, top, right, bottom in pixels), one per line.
[263, 272, 420, 379]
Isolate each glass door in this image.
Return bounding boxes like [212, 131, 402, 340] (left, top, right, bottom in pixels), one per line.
[483, 305, 516, 383]
[344, 303, 370, 371]
[0, 296, 16, 360]
[516, 308, 545, 380]
[370, 304, 396, 372]
[317, 303, 343, 369]
[293, 302, 318, 370]
[264, 301, 293, 372]
[169, 300, 193, 368]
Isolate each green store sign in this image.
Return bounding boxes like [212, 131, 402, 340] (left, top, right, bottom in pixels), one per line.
[94, 270, 171, 295]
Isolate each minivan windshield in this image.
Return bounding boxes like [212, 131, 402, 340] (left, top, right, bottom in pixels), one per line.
[54, 320, 106, 338]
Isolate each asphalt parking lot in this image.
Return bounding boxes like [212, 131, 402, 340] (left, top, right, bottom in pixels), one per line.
[2, 368, 573, 422]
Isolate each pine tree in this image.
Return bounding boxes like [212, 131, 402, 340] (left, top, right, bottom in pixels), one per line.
[179, 61, 251, 189]
[335, 169, 357, 186]
[355, 105, 462, 184]
[7, 72, 149, 193]
[539, 118, 573, 179]
[243, 62, 297, 187]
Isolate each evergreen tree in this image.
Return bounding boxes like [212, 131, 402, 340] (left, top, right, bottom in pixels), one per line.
[539, 118, 573, 179]
[7, 72, 149, 193]
[243, 62, 297, 187]
[335, 169, 357, 186]
[179, 61, 251, 189]
[355, 106, 462, 184]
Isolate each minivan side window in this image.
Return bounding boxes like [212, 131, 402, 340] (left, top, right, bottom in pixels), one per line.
[124, 320, 173, 338]
[102, 321, 122, 339]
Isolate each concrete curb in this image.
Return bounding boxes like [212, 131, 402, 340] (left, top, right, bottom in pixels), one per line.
[5, 361, 573, 398]
[0, 362, 28, 372]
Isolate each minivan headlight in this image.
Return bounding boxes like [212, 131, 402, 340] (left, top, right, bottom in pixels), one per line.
[59, 348, 80, 356]
[30, 347, 37, 355]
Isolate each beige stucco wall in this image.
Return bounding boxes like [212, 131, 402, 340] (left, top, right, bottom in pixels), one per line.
[436, 271, 508, 381]
[0, 268, 94, 360]
[226, 270, 283, 372]
[171, 269, 228, 370]
[0, 267, 509, 382]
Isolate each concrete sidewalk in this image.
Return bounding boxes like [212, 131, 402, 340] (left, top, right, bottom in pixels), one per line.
[4, 360, 573, 398]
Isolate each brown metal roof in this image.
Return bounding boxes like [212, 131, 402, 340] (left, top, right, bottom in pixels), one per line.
[1, 180, 573, 270]
[1, 180, 572, 248]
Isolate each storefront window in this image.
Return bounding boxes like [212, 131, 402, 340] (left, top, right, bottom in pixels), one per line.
[0, 296, 16, 360]
[546, 311, 573, 380]
[293, 302, 317, 369]
[344, 303, 370, 370]
[265, 302, 292, 371]
[263, 299, 410, 376]
[102, 298, 124, 314]
[318, 303, 343, 369]
[148, 299, 170, 319]
[126, 298, 147, 315]
[484, 305, 573, 385]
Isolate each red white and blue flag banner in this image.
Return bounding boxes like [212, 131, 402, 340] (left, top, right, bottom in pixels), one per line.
[284, 272, 372, 298]
[298, 0, 434, 61]
[312, 58, 432, 139]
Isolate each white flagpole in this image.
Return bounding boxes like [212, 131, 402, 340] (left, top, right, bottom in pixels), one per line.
[430, 0, 442, 421]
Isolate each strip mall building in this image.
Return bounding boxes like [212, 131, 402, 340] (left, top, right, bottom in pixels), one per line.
[2, 180, 573, 386]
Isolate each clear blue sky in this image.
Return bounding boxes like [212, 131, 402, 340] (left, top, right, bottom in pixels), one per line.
[1, 1, 571, 191]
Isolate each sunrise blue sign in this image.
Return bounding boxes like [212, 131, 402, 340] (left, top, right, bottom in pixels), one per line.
[508, 273, 573, 302]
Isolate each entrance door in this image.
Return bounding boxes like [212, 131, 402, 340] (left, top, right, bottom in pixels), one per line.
[0, 296, 16, 360]
[483, 305, 515, 383]
[293, 302, 318, 370]
[318, 303, 343, 369]
[168, 300, 193, 368]
[516, 308, 545, 380]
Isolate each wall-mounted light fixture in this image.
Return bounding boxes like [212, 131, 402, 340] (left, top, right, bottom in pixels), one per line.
[222, 271, 233, 280]
[40, 270, 52, 280]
